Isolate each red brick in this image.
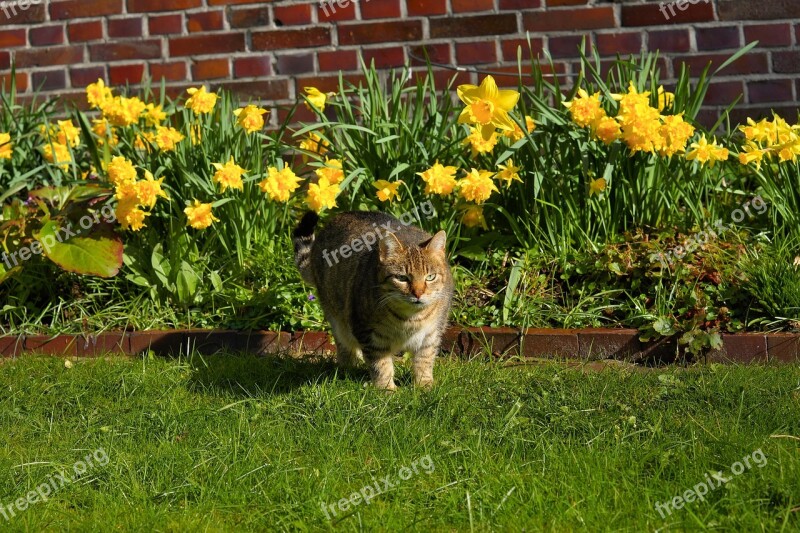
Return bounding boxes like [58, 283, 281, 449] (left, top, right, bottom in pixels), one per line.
[409, 43, 452, 66]
[621, 3, 714, 26]
[452, 0, 494, 13]
[253, 27, 330, 50]
[500, 0, 541, 7]
[340, 20, 423, 44]
[90, 40, 161, 62]
[151, 61, 186, 81]
[128, 0, 200, 12]
[456, 41, 497, 64]
[431, 14, 516, 38]
[773, 51, 800, 73]
[429, 68, 473, 89]
[15, 46, 83, 68]
[0, 29, 26, 48]
[492, 63, 566, 86]
[748, 79, 794, 103]
[0, 72, 27, 92]
[767, 334, 800, 363]
[187, 10, 224, 32]
[50, 0, 122, 19]
[108, 17, 143, 38]
[30, 25, 64, 46]
[547, 35, 592, 59]
[0, 51, 8, 70]
[318, 50, 359, 72]
[273, 4, 313, 25]
[295, 74, 368, 94]
[696, 26, 741, 50]
[229, 6, 270, 28]
[207, 0, 265, 5]
[501, 37, 544, 61]
[408, 0, 447, 16]
[317, 1, 357, 21]
[109, 63, 145, 85]
[596, 32, 642, 55]
[149, 14, 182, 35]
[677, 52, 769, 76]
[648, 29, 691, 53]
[170, 33, 245, 56]
[360, 0, 401, 19]
[523, 7, 614, 32]
[704, 80, 745, 105]
[32, 69, 67, 91]
[743, 23, 791, 47]
[549, 0, 588, 5]
[192, 58, 229, 80]
[276, 53, 314, 75]
[70, 66, 106, 87]
[234, 56, 272, 77]
[68, 20, 103, 42]
[718, 0, 800, 21]
[0, 2, 45, 24]
[215, 79, 290, 102]
[362, 46, 406, 68]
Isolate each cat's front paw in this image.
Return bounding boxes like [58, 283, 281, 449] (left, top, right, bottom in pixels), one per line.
[366, 380, 397, 392]
[413, 378, 434, 390]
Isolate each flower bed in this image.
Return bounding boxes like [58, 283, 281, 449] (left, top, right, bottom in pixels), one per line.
[1, 44, 799, 358]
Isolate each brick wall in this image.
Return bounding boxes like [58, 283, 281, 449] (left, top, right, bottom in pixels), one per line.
[0, 0, 798, 125]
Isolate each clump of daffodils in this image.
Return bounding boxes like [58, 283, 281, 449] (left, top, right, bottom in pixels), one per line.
[211, 156, 246, 193]
[457, 75, 520, 140]
[185, 200, 219, 230]
[260, 166, 302, 203]
[108, 157, 168, 231]
[234, 105, 269, 134]
[185, 86, 218, 114]
[563, 82, 699, 158]
[736, 114, 800, 168]
[417, 162, 458, 196]
[0, 132, 12, 160]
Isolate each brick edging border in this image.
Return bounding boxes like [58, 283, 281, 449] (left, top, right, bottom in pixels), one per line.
[1, 328, 798, 364]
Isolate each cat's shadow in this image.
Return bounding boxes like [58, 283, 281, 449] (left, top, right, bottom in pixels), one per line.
[186, 353, 388, 397]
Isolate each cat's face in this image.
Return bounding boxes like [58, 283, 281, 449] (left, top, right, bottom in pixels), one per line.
[377, 231, 451, 311]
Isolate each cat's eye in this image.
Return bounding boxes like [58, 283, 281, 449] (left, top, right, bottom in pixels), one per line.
[394, 274, 410, 283]
[425, 273, 437, 281]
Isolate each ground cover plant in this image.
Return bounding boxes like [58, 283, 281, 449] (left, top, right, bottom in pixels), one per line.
[1, 43, 800, 354]
[0, 354, 798, 531]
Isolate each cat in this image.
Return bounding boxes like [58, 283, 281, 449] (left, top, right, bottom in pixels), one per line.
[293, 210, 453, 390]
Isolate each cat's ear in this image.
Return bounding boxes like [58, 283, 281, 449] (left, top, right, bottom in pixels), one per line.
[422, 230, 447, 255]
[379, 232, 404, 262]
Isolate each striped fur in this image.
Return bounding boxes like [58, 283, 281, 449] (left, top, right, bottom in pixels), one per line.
[292, 211, 318, 285]
[293, 211, 453, 390]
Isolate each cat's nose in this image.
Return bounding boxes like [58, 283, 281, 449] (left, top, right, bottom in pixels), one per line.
[411, 283, 425, 299]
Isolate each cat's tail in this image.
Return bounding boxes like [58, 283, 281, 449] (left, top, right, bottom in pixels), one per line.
[292, 211, 318, 285]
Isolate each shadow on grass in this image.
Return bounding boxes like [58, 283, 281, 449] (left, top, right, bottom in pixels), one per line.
[186, 352, 372, 397]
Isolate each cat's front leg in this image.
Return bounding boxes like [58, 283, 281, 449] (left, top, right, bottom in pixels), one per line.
[413, 342, 439, 389]
[365, 351, 396, 390]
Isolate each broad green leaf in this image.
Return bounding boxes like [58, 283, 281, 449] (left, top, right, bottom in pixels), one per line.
[36, 221, 123, 278]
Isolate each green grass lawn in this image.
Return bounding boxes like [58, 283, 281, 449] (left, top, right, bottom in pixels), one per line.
[1, 354, 799, 531]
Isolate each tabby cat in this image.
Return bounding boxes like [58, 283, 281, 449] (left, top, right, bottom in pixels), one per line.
[293, 211, 453, 390]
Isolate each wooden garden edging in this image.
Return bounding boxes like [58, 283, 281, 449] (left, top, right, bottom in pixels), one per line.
[1, 327, 799, 364]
